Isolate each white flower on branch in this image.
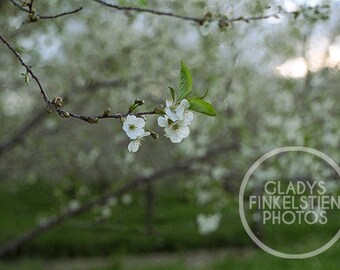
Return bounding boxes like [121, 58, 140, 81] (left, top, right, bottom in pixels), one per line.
[158, 102, 194, 143]
[165, 98, 190, 121]
[122, 115, 146, 139]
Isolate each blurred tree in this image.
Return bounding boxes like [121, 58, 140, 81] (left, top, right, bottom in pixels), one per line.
[0, 0, 339, 258]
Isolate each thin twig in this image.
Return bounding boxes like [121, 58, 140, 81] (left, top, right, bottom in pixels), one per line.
[94, 0, 203, 24]
[38, 7, 83, 20]
[0, 33, 158, 124]
[0, 78, 128, 158]
[93, 0, 286, 25]
[9, 0, 27, 12]
[0, 33, 50, 104]
[9, 0, 83, 20]
[28, 0, 33, 13]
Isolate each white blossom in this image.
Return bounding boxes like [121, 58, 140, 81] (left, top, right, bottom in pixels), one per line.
[164, 120, 190, 143]
[197, 213, 222, 235]
[165, 99, 190, 121]
[158, 110, 193, 143]
[121, 193, 133, 205]
[101, 207, 112, 219]
[68, 199, 81, 211]
[122, 115, 146, 139]
[127, 131, 150, 152]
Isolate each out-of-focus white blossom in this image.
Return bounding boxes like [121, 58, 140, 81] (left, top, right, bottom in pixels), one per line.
[101, 207, 112, 219]
[197, 213, 221, 235]
[197, 191, 212, 205]
[121, 193, 133, 205]
[68, 199, 81, 211]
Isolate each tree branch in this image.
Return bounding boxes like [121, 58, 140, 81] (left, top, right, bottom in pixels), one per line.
[93, 1, 331, 28]
[0, 33, 159, 124]
[93, 0, 288, 25]
[0, 145, 229, 258]
[38, 7, 83, 20]
[9, 0, 83, 20]
[0, 111, 47, 157]
[0, 78, 128, 158]
[94, 0, 204, 24]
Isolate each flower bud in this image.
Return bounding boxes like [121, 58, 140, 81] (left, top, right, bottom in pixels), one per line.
[28, 10, 39, 22]
[103, 108, 111, 117]
[134, 99, 144, 106]
[46, 105, 53, 114]
[88, 117, 98, 124]
[153, 105, 165, 114]
[22, 0, 30, 7]
[151, 131, 159, 139]
[58, 111, 70, 118]
[52, 97, 63, 108]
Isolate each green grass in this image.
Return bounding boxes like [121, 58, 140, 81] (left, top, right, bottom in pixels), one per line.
[1, 246, 340, 270]
[0, 180, 249, 257]
[0, 178, 338, 264]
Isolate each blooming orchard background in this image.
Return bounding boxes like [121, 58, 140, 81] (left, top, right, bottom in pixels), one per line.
[0, 0, 340, 268]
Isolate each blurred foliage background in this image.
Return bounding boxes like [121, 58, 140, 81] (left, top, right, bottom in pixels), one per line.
[0, 0, 340, 269]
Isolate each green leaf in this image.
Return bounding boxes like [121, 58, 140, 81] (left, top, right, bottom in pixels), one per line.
[188, 98, 217, 116]
[168, 86, 176, 101]
[178, 61, 193, 100]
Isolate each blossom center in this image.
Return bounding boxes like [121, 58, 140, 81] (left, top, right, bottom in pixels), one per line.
[172, 123, 180, 130]
[128, 124, 136, 131]
[170, 104, 177, 111]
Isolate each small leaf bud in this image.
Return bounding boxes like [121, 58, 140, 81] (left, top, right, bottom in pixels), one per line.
[134, 99, 144, 106]
[103, 108, 111, 117]
[52, 97, 63, 108]
[28, 10, 39, 22]
[46, 105, 53, 114]
[153, 105, 165, 115]
[151, 131, 159, 139]
[88, 117, 98, 124]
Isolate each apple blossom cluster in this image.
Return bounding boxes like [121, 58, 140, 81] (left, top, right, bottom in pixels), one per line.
[121, 61, 217, 153]
[122, 115, 150, 153]
[158, 99, 194, 143]
[122, 99, 194, 152]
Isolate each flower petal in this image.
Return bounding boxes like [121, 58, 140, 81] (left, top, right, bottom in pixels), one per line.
[122, 123, 130, 133]
[179, 99, 190, 109]
[128, 140, 140, 152]
[183, 111, 194, 125]
[169, 132, 183, 143]
[175, 106, 185, 119]
[165, 125, 183, 143]
[143, 131, 151, 137]
[126, 127, 145, 139]
[125, 115, 137, 123]
[158, 116, 168, 127]
[178, 125, 190, 138]
[165, 108, 180, 121]
[135, 117, 146, 128]
[165, 99, 173, 107]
